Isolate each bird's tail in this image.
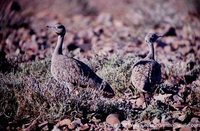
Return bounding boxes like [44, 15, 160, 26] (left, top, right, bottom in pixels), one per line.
[100, 80, 115, 98]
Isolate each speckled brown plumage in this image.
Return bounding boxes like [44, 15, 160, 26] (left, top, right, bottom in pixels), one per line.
[131, 33, 162, 93]
[48, 23, 114, 97]
[131, 59, 161, 93]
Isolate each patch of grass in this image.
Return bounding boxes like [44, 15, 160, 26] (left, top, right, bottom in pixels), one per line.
[0, 54, 139, 126]
[0, 58, 51, 122]
[1, 53, 200, 129]
[96, 53, 140, 95]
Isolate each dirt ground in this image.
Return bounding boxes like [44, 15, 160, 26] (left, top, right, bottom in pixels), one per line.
[0, 0, 200, 130]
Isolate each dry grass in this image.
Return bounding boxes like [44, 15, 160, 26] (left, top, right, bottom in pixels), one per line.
[0, 54, 138, 126]
[0, 53, 200, 129]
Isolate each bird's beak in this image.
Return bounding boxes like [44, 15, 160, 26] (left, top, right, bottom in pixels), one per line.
[158, 34, 164, 38]
[46, 25, 55, 29]
[156, 34, 164, 41]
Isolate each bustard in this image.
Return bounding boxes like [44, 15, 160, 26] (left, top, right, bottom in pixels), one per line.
[47, 23, 114, 97]
[131, 33, 162, 103]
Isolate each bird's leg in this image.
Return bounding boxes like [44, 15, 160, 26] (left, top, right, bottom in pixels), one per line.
[143, 92, 152, 107]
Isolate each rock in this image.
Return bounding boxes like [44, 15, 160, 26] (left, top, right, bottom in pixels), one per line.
[121, 120, 132, 129]
[189, 118, 199, 128]
[77, 30, 88, 39]
[178, 126, 192, 131]
[91, 116, 101, 123]
[80, 124, 90, 131]
[38, 121, 48, 130]
[35, 11, 49, 19]
[152, 117, 160, 125]
[79, 43, 92, 52]
[52, 126, 61, 131]
[161, 122, 172, 129]
[55, 119, 71, 127]
[106, 114, 120, 126]
[173, 95, 181, 102]
[178, 114, 187, 122]
[113, 20, 123, 27]
[23, 118, 39, 131]
[100, 46, 113, 55]
[135, 96, 145, 107]
[97, 13, 113, 26]
[68, 119, 82, 130]
[153, 94, 172, 102]
[68, 123, 76, 130]
[132, 123, 140, 130]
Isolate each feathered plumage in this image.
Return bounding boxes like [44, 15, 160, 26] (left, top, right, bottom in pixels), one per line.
[131, 33, 162, 93]
[48, 23, 114, 97]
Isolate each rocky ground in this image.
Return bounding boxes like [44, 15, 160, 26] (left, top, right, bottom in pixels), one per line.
[0, 0, 200, 130]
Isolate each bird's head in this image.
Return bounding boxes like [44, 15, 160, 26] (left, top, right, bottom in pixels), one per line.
[47, 23, 66, 36]
[145, 33, 163, 44]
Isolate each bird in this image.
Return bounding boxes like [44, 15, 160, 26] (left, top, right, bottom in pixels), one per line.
[47, 23, 115, 97]
[131, 33, 162, 103]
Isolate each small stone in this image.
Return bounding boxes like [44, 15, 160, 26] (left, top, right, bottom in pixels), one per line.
[52, 126, 61, 131]
[38, 121, 48, 130]
[161, 122, 172, 129]
[80, 124, 89, 131]
[178, 114, 187, 122]
[152, 117, 160, 125]
[91, 116, 101, 123]
[97, 13, 113, 26]
[106, 114, 120, 126]
[68, 119, 82, 130]
[170, 40, 179, 50]
[36, 11, 49, 19]
[113, 20, 123, 27]
[153, 94, 172, 102]
[178, 126, 192, 131]
[135, 96, 145, 107]
[189, 117, 199, 127]
[56, 119, 71, 127]
[121, 120, 132, 129]
[68, 123, 75, 130]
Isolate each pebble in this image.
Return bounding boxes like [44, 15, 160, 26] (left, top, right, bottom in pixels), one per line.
[55, 119, 71, 127]
[121, 120, 132, 129]
[106, 114, 120, 126]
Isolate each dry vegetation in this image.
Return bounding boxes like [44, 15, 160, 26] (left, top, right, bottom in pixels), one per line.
[0, 0, 200, 130]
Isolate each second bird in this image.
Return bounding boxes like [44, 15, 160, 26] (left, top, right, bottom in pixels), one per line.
[131, 33, 162, 101]
[47, 23, 115, 97]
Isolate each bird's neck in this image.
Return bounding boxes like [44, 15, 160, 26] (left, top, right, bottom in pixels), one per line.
[146, 42, 155, 60]
[53, 35, 64, 56]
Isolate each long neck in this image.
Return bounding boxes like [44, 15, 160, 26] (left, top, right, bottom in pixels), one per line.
[146, 42, 155, 60]
[53, 35, 64, 55]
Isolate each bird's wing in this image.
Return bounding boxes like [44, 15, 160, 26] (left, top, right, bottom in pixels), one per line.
[132, 60, 150, 91]
[69, 58, 102, 87]
[150, 61, 161, 85]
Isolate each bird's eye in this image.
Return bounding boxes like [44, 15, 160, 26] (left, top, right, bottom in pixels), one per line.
[57, 26, 62, 29]
[152, 34, 157, 38]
